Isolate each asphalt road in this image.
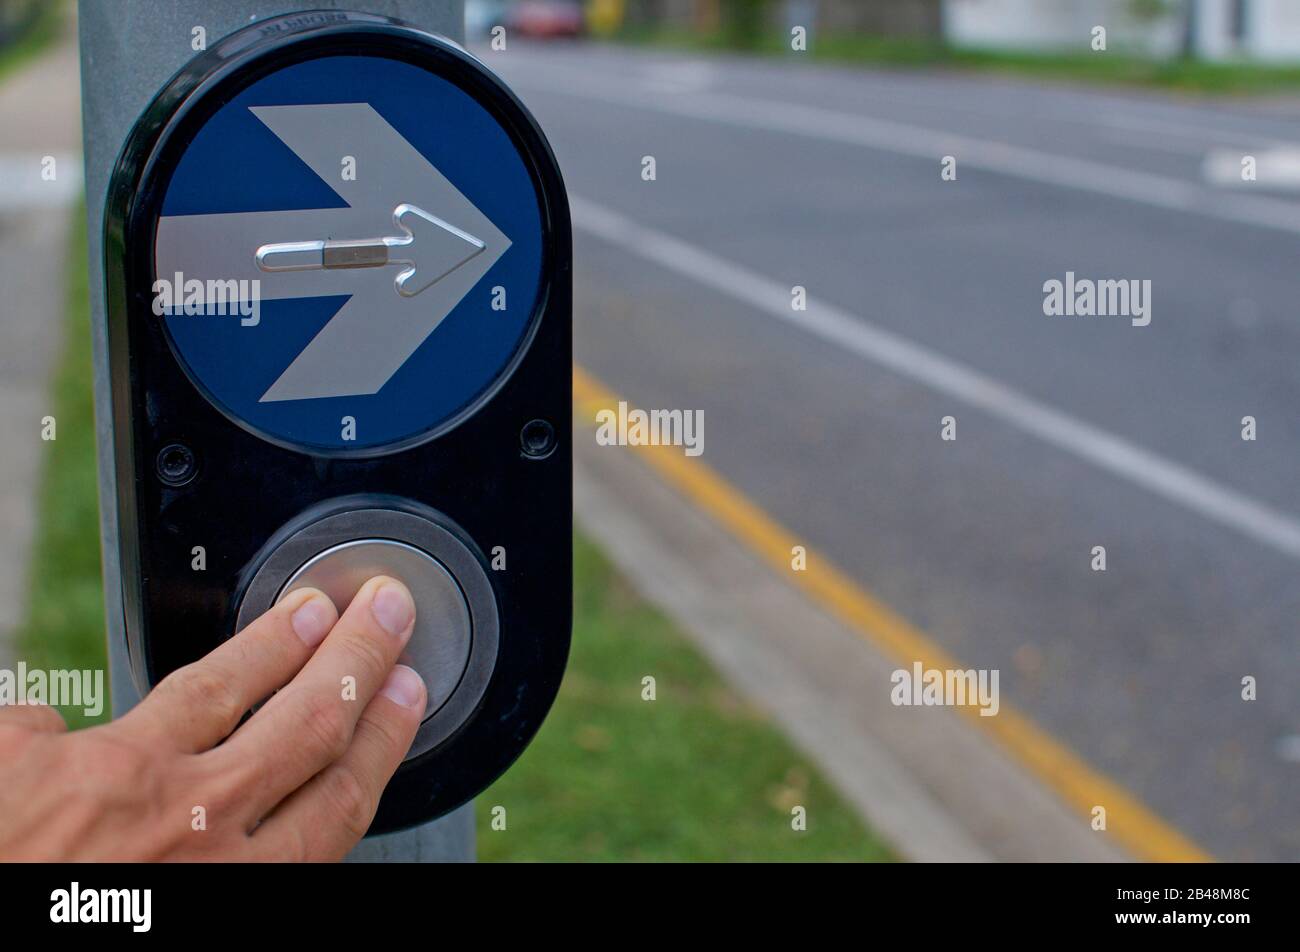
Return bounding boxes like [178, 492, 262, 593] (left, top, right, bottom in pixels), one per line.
[488, 41, 1300, 861]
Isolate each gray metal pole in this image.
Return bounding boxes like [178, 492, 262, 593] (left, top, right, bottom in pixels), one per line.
[77, 0, 473, 863]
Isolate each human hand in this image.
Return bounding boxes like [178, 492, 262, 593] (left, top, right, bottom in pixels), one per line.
[0, 576, 425, 861]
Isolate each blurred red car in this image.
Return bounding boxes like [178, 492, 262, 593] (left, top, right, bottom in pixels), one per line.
[508, 1, 585, 38]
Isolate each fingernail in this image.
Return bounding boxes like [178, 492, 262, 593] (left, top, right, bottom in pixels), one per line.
[371, 581, 415, 638]
[291, 594, 334, 647]
[380, 664, 425, 709]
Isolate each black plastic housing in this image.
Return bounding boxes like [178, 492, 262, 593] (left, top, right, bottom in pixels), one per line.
[102, 11, 571, 832]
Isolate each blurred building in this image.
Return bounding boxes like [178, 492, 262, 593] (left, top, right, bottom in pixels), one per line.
[612, 0, 1300, 62]
[621, 0, 943, 38]
[795, 0, 941, 36]
[942, 0, 1300, 62]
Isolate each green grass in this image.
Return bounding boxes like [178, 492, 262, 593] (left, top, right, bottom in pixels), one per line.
[14, 206, 109, 731]
[615, 26, 1300, 96]
[21, 205, 890, 859]
[476, 532, 891, 861]
[0, 1, 63, 83]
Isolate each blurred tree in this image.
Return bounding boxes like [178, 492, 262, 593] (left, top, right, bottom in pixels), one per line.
[1179, 0, 1198, 58]
[721, 0, 774, 50]
[588, 0, 627, 36]
[695, 0, 722, 33]
[1129, 0, 1174, 20]
[0, 0, 43, 49]
[623, 0, 669, 29]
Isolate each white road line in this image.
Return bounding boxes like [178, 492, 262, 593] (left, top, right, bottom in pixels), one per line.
[1204, 146, 1300, 191]
[570, 194, 1300, 560]
[506, 53, 1300, 147]
[520, 76, 1300, 237]
[1084, 110, 1300, 150]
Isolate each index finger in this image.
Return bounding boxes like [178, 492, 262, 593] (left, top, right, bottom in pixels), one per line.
[213, 576, 416, 822]
[120, 587, 338, 752]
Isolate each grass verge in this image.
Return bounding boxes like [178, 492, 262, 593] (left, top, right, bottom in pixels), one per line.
[21, 206, 891, 859]
[15, 205, 108, 731]
[615, 26, 1300, 96]
[476, 531, 891, 861]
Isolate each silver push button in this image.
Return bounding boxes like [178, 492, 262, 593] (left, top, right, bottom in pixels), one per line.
[275, 538, 472, 721]
[234, 505, 499, 763]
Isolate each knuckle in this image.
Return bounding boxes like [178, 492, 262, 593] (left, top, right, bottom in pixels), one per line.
[356, 710, 407, 757]
[161, 664, 246, 728]
[337, 630, 391, 685]
[319, 763, 374, 841]
[195, 753, 259, 822]
[223, 633, 255, 666]
[301, 693, 352, 761]
[253, 821, 308, 863]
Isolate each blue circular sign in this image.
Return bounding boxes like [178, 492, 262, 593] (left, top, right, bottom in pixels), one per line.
[153, 54, 545, 453]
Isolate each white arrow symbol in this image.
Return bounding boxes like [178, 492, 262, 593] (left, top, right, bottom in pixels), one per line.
[254, 202, 486, 298]
[154, 103, 512, 403]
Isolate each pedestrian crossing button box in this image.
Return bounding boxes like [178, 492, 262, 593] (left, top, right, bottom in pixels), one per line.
[104, 11, 572, 831]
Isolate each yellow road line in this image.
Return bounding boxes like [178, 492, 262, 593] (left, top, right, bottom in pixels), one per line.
[573, 364, 1212, 863]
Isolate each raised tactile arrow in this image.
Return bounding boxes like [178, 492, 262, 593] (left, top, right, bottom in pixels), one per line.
[154, 103, 511, 403]
[255, 202, 486, 298]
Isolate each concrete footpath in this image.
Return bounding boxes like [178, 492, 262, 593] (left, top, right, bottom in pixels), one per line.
[0, 19, 83, 666]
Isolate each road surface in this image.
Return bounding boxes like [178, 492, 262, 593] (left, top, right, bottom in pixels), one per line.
[490, 41, 1300, 861]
